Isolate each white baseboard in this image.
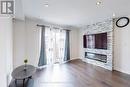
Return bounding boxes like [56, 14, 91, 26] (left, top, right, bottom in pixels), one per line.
[64, 58, 80, 63]
[114, 67, 130, 75]
[37, 58, 80, 70]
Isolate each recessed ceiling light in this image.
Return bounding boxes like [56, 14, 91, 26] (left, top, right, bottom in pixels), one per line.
[113, 13, 116, 17]
[96, 1, 101, 5]
[44, 3, 49, 7]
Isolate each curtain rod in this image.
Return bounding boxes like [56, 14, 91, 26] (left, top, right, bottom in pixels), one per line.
[37, 24, 71, 31]
[37, 24, 46, 27]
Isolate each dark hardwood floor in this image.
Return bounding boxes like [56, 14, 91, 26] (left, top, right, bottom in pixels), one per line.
[10, 59, 130, 87]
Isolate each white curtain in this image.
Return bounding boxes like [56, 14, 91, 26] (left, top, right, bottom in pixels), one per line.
[45, 27, 66, 65]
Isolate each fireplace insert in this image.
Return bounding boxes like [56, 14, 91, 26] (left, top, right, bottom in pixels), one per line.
[85, 52, 107, 63]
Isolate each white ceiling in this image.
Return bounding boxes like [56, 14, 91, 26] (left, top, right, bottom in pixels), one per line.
[22, 0, 130, 26]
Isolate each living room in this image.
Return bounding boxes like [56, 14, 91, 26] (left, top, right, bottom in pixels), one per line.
[0, 0, 130, 87]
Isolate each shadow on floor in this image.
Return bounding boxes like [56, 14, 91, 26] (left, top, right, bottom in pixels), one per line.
[9, 79, 34, 87]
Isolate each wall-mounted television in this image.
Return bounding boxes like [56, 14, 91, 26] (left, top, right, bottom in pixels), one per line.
[83, 33, 107, 50]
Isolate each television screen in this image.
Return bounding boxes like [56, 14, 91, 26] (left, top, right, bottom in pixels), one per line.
[83, 33, 107, 49]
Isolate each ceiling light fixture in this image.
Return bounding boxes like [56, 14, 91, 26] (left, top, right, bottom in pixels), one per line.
[44, 3, 49, 7]
[113, 13, 116, 17]
[96, 1, 101, 5]
[44, 0, 49, 7]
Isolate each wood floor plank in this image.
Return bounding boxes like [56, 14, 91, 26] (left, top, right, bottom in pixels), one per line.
[10, 59, 130, 87]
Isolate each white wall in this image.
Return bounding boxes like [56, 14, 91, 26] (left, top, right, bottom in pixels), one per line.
[13, 19, 26, 68]
[0, 17, 13, 87]
[70, 27, 79, 60]
[78, 28, 84, 59]
[25, 18, 41, 67]
[13, 18, 41, 68]
[114, 16, 130, 74]
[15, 0, 25, 20]
[13, 18, 79, 68]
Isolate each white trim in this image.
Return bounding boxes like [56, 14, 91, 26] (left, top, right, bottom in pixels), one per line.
[36, 58, 79, 70]
[62, 58, 79, 63]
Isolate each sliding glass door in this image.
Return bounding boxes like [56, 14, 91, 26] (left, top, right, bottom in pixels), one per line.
[45, 27, 66, 65]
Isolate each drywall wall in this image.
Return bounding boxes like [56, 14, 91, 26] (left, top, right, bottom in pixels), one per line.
[15, 0, 25, 20]
[70, 27, 79, 60]
[13, 17, 79, 68]
[13, 19, 26, 68]
[25, 18, 41, 67]
[13, 18, 42, 68]
[78, 29, 84, 59]
[114, 16, 130, 74]
[0, 17, 13, 87]
[5, 18, 13, 86]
